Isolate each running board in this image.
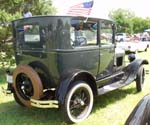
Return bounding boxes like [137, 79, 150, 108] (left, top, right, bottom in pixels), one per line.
[97, 80, 130, 95]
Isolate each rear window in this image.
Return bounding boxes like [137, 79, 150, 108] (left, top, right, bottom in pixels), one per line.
[17, 24, 40, 43]
[24, 25, 40, 42]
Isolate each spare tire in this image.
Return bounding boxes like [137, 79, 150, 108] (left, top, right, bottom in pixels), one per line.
[13, 65, 43, 108]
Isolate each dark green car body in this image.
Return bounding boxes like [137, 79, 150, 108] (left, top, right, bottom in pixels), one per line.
[8, 15, 148, 123]
[12, 16, 117, 88]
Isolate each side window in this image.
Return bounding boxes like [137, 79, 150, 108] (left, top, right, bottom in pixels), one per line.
[70, 19, 97, 47]
[100, 21, 113, 45]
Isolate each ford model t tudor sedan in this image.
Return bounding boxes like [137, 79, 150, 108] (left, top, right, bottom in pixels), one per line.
[5, 15, 148, 123]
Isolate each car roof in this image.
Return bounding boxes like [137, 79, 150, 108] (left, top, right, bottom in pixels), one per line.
[12, 15, 114, 23]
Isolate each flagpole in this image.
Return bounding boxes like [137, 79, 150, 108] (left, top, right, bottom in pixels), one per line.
[84, 15, 89, 23]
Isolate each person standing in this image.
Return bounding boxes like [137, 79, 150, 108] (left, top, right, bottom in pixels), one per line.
[23, 8, 32, 18]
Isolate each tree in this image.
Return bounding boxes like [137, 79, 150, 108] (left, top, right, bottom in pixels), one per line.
[109, 8, 135, 34]
[0, 0, 56, 67]
[132, 17, 150, 33]
[109, 8, 150, 34]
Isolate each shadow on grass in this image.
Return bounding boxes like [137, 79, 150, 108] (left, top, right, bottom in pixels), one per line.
[0, 86, 137, 125]
[0, 68, 6, 85]
[93, 86, 136, 112]
[0, 100, 67, 125]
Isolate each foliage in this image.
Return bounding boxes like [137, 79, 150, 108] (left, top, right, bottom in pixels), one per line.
[0, 51, 150, 125]
[0, 0, 56, 67]
[132, 17, 150, 33]
[109, 8, 150, 34]
[31, 0, 56, 15]
[109, 8, 135, 34]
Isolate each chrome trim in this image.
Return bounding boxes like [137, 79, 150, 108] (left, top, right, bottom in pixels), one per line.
[30, 98, 58, 108]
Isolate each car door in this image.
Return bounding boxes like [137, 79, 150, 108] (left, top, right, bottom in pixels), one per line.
[60, 18, 100, 76]
[97, 20, 115, 78]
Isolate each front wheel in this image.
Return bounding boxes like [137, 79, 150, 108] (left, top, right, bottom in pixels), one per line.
[136, 65, 145, 92]
[62, 81, 93, 123]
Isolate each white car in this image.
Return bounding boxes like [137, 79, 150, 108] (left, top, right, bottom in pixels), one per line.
[117, 41, 138, 53]
[137, 40, 149, 52]
[117, 41, 149, 53]
[116, 33, 127, 42]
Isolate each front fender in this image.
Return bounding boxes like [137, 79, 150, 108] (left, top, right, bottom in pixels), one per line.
[125, 94, 150, 125]
[124, 59, 148, 84]
[56, 69, 96, 105]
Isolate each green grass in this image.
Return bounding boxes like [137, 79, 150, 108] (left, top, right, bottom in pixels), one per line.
[0, 50, 150, 125]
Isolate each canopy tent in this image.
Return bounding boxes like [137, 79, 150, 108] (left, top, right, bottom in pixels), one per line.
[144, 29, 150, 32]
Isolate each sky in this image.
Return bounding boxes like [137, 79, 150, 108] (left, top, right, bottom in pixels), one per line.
[52, 0, 150, 19]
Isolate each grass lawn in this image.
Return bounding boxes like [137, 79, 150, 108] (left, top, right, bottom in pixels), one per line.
[0, 50, 150, 125]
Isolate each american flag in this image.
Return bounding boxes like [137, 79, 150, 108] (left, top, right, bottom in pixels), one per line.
[67, 0, 94, 16]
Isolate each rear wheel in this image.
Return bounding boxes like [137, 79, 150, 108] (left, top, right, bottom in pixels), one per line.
[136, 65, 145, 92]
[62, 81, 93, 123]
[13, 65, 43, 108]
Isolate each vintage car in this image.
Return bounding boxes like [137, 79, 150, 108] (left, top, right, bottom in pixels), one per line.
[4, 15, 148, 123]
[116, 33, 127, 42]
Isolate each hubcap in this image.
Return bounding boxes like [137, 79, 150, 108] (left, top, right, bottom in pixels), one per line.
[69, 88, 90, 118]
[16, 73, 34, 100]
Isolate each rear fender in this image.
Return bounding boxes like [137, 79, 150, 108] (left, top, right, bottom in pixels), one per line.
[56, 69, 97, 105]
[124, 59, 148, 84]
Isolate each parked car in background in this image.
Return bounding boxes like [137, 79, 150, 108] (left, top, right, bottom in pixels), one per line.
[116, 33, 127, 42]
[141, 30, 150, 41]
[137, 40, 149, 52]
[116, 40, 149, 53]
[125, 94, 150, 125]
[116, 41, 138, 53]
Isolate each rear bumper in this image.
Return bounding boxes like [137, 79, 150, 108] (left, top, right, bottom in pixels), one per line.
[30, 98, 59, 108]
[5, 70, 59, 108]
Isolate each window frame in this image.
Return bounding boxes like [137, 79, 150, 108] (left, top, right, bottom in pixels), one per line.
[99, 20, 114, 46]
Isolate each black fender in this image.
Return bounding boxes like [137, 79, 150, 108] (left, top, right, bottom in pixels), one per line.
[125, 94, 150, 125]
[56, 69, 97, 105]
[123, 59, 148, 84]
